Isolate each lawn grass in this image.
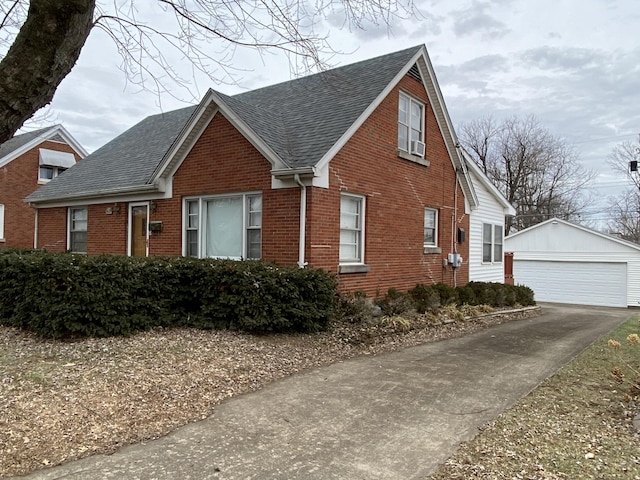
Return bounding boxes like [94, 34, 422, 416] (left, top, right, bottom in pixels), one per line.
[428, 315, 640, 479]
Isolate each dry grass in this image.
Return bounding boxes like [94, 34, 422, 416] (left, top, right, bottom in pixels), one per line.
[428, 316, 640, 480]
[0, 307, 536, 478]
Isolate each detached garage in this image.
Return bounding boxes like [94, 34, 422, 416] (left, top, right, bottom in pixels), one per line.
[504, 218, 640, 308]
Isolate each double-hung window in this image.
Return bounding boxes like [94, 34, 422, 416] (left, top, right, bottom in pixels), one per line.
[184, 193, 262, 260]
[424, 208, 438, 247]
[482, 223, 504, 263]
[340, 194, 365, 264]
[398, 92, 425, 155]
[68, 207, 88, 253]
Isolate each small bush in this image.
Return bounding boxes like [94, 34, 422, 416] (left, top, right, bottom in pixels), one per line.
[408, 284, 440, 313]
[334, 291, 374, 324]
[432, 282, 459, 306]
[376, 288, 414, 316]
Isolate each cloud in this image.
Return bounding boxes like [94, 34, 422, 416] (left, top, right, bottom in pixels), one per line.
[450, 1, 510, 39]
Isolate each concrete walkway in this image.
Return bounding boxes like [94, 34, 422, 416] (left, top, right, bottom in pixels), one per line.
[15, 303, 632, 480]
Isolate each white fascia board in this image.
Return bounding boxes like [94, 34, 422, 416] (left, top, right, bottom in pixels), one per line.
[26, 184, 162, 208]
[463, 151, 515, 215]
[151, 89, 288, 184]
[507, 217, 640, 252]
[414, 50, 479, 209]
[0, 125, 87, 169]
[313, 48, 426, 173]
[47, 125, 89, 157]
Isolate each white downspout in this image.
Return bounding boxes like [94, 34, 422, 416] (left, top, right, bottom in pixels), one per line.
[33, 205, 38, 249]
[294, 174, 308, 268]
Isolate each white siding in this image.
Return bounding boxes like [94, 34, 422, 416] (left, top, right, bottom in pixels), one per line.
[468, 169, 506, 283]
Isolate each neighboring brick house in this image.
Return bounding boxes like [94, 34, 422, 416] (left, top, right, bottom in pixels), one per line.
[27, 45, 496, 295]
[0, 126, 86, 248]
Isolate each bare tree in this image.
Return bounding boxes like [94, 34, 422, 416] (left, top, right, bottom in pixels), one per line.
[459, 115, 595, 235]
[606, 138, 640, 242]
[607, 190, 640, 243]
[0, 0, 415, 144]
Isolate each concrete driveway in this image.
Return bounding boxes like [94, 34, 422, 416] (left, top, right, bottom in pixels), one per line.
[16, 303, 631, 480]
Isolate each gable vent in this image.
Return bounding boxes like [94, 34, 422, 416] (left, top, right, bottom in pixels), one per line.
[408, 63, 422, 82]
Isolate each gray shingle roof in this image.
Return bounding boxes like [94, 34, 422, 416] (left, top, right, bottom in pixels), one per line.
[27, 46, 422, 202]
[27, 107, 197, 201]
[0, 126, 58, 163]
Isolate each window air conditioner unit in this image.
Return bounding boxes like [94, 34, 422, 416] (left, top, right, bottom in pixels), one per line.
[411, 140, 425, 157]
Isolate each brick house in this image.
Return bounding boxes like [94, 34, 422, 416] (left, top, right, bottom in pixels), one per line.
[0, 125, 86, 248]
[26, 45, 497, 295]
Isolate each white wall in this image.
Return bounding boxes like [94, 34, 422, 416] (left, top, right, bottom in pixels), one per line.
[468, 169, 506, 283]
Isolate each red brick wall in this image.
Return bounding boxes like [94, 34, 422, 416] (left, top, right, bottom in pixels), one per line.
[306, 74, 470, 295]
[37, 206, 67, 252]
[148, 112, 300, 265]
[0, 140, 80, 248]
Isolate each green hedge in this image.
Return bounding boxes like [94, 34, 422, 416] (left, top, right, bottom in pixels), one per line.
[0, 250, 337, 338]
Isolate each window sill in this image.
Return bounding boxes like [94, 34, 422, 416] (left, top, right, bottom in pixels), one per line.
[37, 179, 50, 185]
[397, 149, 430, 167]
[0, 239, 5, 243]
[338, 264, 371, 274]
[423, 246, 441, 254]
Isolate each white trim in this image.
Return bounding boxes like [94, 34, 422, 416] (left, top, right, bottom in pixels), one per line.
[151, 89, 288, 184]
[424, 207, 438, 247]
[506, 217, 640, 252]
[482, 222, 503, 264]
[128, 202, 149, 257]
[339, 193, 366, 265]
[182, 192, 262, 259]
[398, 91, 425, 155]
[462, 150, 515, 215]
[0, 125, 87, 169]
[67, 206, 88, 254]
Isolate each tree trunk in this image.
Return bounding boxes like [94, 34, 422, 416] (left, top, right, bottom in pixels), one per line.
[0, 0, 95, 144]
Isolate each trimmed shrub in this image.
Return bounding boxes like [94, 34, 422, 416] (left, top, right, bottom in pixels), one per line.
[408, 284, 440, 314]
[376, 288, 414, 316]
[432, 282, 459, 306]
[0, 251, 337, 338]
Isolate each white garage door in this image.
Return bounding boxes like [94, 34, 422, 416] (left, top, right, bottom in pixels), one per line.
[513, 260, 627, 307]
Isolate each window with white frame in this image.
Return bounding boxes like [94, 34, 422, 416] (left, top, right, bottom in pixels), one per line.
[398, 92, 425, 154]
[184, 193, 261, 260]
[39, 166, 67, 182]
[424, 208, 438, 246]
[68, 207, 87, 253]
[340, 194, 365, 264]
[494, 224, 503, 262]
[0, 204, 4, 240]
[482, 223, 503, 263]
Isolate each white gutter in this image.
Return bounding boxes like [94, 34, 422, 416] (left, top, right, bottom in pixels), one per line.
[25, 183, 160, 206]
[294, 174, 308, 268]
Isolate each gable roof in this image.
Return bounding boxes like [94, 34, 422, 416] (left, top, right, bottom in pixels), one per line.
[27, 45, 477, 206]
[505, 217, 640, 252]
[462, 150, 515, 215]
[0, 125, 87, 169]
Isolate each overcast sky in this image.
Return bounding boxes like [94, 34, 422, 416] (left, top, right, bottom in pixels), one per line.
[22, 0, 640, 225]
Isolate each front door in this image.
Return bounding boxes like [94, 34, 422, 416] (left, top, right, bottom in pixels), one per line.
[130, 204, 148, 256]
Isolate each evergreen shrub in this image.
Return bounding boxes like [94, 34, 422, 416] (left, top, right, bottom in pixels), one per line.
[0, 250, 337, 338]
